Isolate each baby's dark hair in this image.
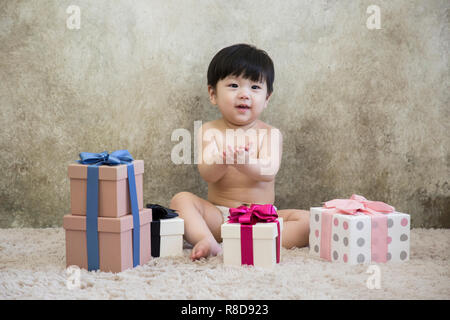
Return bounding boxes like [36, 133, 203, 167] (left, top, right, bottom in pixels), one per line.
[207, 43, 275, 96]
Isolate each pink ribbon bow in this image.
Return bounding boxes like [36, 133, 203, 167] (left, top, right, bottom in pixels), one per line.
[323, 194, 395, 215]
[228, 204, 280, 266]
[320, 194, 394, 263]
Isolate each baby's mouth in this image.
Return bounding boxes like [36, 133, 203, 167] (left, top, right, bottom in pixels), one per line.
[236, 104, 251, 110]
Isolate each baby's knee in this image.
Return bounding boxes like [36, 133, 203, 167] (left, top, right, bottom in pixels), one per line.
[289, 209, 310, 223]
[299, 209, 310, 219]
[298, 210, 310, 225]
[170, 191, 194, 206]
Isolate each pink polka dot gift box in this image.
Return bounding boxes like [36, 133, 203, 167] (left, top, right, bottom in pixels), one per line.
[309, 194, 410, 264]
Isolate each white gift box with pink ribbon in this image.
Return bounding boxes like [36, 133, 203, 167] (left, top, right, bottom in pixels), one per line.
[221, 204, 283, 269]
[309, 195, 410, 264]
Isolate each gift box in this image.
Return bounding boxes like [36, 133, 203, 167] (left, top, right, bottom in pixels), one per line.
[309, 195, 410, 264]
[146, 204, 184, 258]
[69, 159, 144, 218]
[63, 208, 152, 273]
[221, 204, 283, 268]
[151, 217, 184, 257]
[64, 150, 148, 272]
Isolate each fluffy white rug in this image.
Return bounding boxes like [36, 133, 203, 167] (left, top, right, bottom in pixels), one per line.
[0, 227, 449, 300]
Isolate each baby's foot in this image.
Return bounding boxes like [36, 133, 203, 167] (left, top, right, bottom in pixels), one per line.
[190, 237, 222, 261]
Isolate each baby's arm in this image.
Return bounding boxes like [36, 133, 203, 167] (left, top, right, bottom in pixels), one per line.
[234, 128, 283, 182]
[196, 124, 228, 183]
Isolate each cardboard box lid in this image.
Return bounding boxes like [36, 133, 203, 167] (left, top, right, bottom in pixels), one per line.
[152, 217, 184, 236]
[63, 208, 152, 233]
[68, 160, 144, 181]
[221, 218, 283, 239]
[310, 207, 409, 218]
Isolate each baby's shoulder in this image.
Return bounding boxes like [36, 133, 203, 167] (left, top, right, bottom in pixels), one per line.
[200, 119, 221, 130]
[197, 120, 223, 138]
[255, 121, 281, 135]
[255, 121, 283, 147]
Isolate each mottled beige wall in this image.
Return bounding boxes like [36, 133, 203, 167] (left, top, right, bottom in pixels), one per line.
[0, 0, 448, 228]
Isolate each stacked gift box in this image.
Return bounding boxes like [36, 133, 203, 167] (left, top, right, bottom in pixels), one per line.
[63, 151, 184, 273]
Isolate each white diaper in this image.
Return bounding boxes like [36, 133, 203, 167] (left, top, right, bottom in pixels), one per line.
[216, 205, 232, 222]
[216, 204, 278, 222]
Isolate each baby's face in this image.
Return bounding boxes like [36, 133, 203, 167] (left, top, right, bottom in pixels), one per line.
[209, 74, 271, 127]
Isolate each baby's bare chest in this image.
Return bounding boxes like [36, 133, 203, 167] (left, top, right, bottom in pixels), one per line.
[208, 166, 275, 205]
[214, 166, 272, 190]
[207, 125, 271, 150]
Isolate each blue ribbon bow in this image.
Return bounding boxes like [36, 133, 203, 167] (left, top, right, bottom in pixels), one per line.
[78, 150, 140, 271]
[78, 150, 134, 166]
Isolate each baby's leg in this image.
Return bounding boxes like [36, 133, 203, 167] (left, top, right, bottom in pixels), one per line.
[276, 209, 310, 249]
[169, 192, 223, 260]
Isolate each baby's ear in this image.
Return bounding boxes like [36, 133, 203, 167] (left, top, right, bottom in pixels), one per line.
[208, 85, 217, 105]
[263, 92, 272, 109]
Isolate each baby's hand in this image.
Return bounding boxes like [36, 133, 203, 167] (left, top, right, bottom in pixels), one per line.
[202, 138, 224, 165]
[223, 142, 256, 165]
[222, 145, 235, 164]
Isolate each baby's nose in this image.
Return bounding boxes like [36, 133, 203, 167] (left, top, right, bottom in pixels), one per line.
[238, 89, 250, 100]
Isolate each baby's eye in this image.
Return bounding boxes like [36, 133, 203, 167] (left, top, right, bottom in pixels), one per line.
[228, 83, 238, 88]
[252, 85, 261, 89]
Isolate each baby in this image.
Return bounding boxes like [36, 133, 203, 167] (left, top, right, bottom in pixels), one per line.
[170, 44, 310, 260]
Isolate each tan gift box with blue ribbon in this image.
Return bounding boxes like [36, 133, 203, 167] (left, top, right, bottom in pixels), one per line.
[65, 150, 147, 272]
[68, 159, 144, 218]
